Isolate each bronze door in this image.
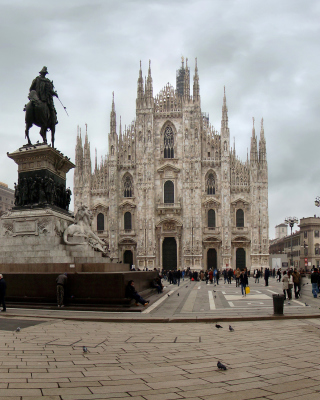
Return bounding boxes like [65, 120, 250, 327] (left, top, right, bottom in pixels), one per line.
[207, 248, 217, 270]
[162, 237, 177, 270]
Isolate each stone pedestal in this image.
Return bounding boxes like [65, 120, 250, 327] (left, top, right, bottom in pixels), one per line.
[1, 144, 110, 265]
[8, 143, 75, 211]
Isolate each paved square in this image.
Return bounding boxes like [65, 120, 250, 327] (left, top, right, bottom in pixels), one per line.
[0, 317, 320, 399]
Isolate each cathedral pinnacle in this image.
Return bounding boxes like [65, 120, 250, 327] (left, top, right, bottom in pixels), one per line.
[193, 57, 200, 102]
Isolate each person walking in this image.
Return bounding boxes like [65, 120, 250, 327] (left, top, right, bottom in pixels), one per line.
[240, 269, 248, 297]
[235, 268, 241, 287]
[264, 268, 270, 286]
[208, 269, 213, 284]
[311, 268, 319, 298]
[292, 269, 301, 299]
[56, 273, 67, 308]
[216, 269, 220, 285]
[0, 274, 7, 312]
[255, 269, 261, 284]
[282, 270, 288, 300]
[223, 269, 227, 284]
[287, 270, 293, 301]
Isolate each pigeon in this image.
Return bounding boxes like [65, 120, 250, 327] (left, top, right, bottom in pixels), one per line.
[305, 303, 309, 306]
[16, 327, 21, 332]
[214, 295, 217, 298]
[186, 286, 188, 288]
[177, 293, 179, 296]
[229, 325, 234, 332]
[215, 324, 223, 329]
[212, 290, 216, 292]
[217, 361, 227, 370]
[287, 302, 291, 305]
[83, 346, 88, 353]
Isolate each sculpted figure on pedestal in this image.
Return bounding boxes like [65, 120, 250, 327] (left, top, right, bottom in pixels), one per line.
[63, 205, 108, 254]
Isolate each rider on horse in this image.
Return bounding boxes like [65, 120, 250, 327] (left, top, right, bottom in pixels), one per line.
[29, 66, 58, 127]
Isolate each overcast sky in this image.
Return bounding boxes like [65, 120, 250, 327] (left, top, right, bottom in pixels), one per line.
[1, 0, 319, 238]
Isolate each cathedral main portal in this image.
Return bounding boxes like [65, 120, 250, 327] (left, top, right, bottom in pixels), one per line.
[207, 248, 217, 270]
[162, 237, 177, 270]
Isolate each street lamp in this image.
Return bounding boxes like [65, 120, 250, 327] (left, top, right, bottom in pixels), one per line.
[315, 196, 320, 207]
[284, 217, 298, 267]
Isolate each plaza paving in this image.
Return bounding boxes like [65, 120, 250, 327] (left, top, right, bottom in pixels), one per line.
[1, 277, 320, 399]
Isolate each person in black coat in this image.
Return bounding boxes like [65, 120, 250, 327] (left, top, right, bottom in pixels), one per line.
[0, 274, 7, 312]
[264, 268, 270, 286]
[125, 280, 149, 306]
[240, 269, 248, 297]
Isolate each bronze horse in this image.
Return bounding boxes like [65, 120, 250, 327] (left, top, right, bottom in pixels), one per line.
[24, 90, 55, 148]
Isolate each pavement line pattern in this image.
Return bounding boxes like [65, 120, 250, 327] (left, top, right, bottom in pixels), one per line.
[208, 291, 216, 310]
[267, 289, 278, 294]
[292, 300, 306, 306]
[225, 294, 271, 300]
[142, 290, 175, 314]
[229, 301, 235, 307]
[181, 288, 198, 313]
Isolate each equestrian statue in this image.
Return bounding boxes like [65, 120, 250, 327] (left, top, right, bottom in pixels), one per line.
[24, 66, 67, 148]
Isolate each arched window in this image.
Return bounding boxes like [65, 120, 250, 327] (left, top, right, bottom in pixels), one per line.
[164, 126, 174, 158]
[124, 212, 132, 230]
[97, 213, 104, 231]
[123, 175, 133, 197]
[164, 180, 174, 203]
[236, 209, 244, 227]
[208, 209, 216, 228]
[207, 173, 215, 195]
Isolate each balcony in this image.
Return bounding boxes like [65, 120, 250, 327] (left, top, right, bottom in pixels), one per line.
[232, 227, 249, 235]
[120, 229, 136, 236]
[157, 202, 181, 215]
[203, 227, 221, 235]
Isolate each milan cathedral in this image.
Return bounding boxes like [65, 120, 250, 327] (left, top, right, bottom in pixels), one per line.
[73, 58, 269, 271]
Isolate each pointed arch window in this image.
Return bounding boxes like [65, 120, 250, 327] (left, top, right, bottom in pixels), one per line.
[124, 175, 133, 197]
[124, 212, 132, 230]
[97, 213, 104, 232]
[164, 180, 174, 204]
[208, 209, 216, 228]
[164, 126, 174, 158]
[207, 173, 215, 195]
[236, 209, 244, 228]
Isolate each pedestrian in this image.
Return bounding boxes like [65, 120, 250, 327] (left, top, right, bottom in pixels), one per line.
[56, 272, 67, 308]
[216, 269, 220, 285]
[292, 268, 301, 299]
[235, 268, 241, 287]
[282, 270, 288, 300]
[177, 269, 181, 286]
[213, 268, 217, 283]
[240, 269, 248, 297]
[287, 270, 293, 301]
[264, 268, 270, 286]
[208, 269, 213, 284]
[277, 268, 281, 282]
[125, 280, 149, 306]
[223, 269, 227, 284]
[255, 269, 260, 283]
[311, 268, 319, 298]
[0, 274, 7, 312]
[227, 269, 233, 284]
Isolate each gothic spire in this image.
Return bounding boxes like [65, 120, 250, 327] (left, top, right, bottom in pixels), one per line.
[146, 59, 153, 103]
[136, 60, 144, 107]
[183, 57, 190, 100]
[193, 57, 200, 102]
[110, 92, 116, 138]
[259, 118, 267, 165]
[221, 86, 229, 131]
[250, 117, 258, 164]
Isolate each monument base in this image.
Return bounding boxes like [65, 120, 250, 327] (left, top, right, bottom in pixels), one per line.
[0, 207, 110, 264]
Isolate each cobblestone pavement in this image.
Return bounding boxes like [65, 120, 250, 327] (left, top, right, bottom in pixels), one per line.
[0, 317, 320, 399]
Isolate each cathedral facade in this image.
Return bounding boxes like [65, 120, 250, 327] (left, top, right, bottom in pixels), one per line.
[73, 59, 269, 271]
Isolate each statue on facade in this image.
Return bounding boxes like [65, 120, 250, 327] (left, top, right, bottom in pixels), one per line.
[24, 67, 62, 148]
[63, 205, 108, 254]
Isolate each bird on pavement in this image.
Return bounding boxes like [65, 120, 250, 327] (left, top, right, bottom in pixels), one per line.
[215, 324, 223, 329]
[305, 303, 309, 306]
[16, 327, 21, 332]
[177, 293, 179, 296]
[83, 346, 88, 353]
[229, 325, 234, 332]
[217, 361, 227, 370]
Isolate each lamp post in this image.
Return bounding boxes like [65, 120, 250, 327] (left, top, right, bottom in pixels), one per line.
[284, 217, 298, 267]
[315, 196, 320, 208]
